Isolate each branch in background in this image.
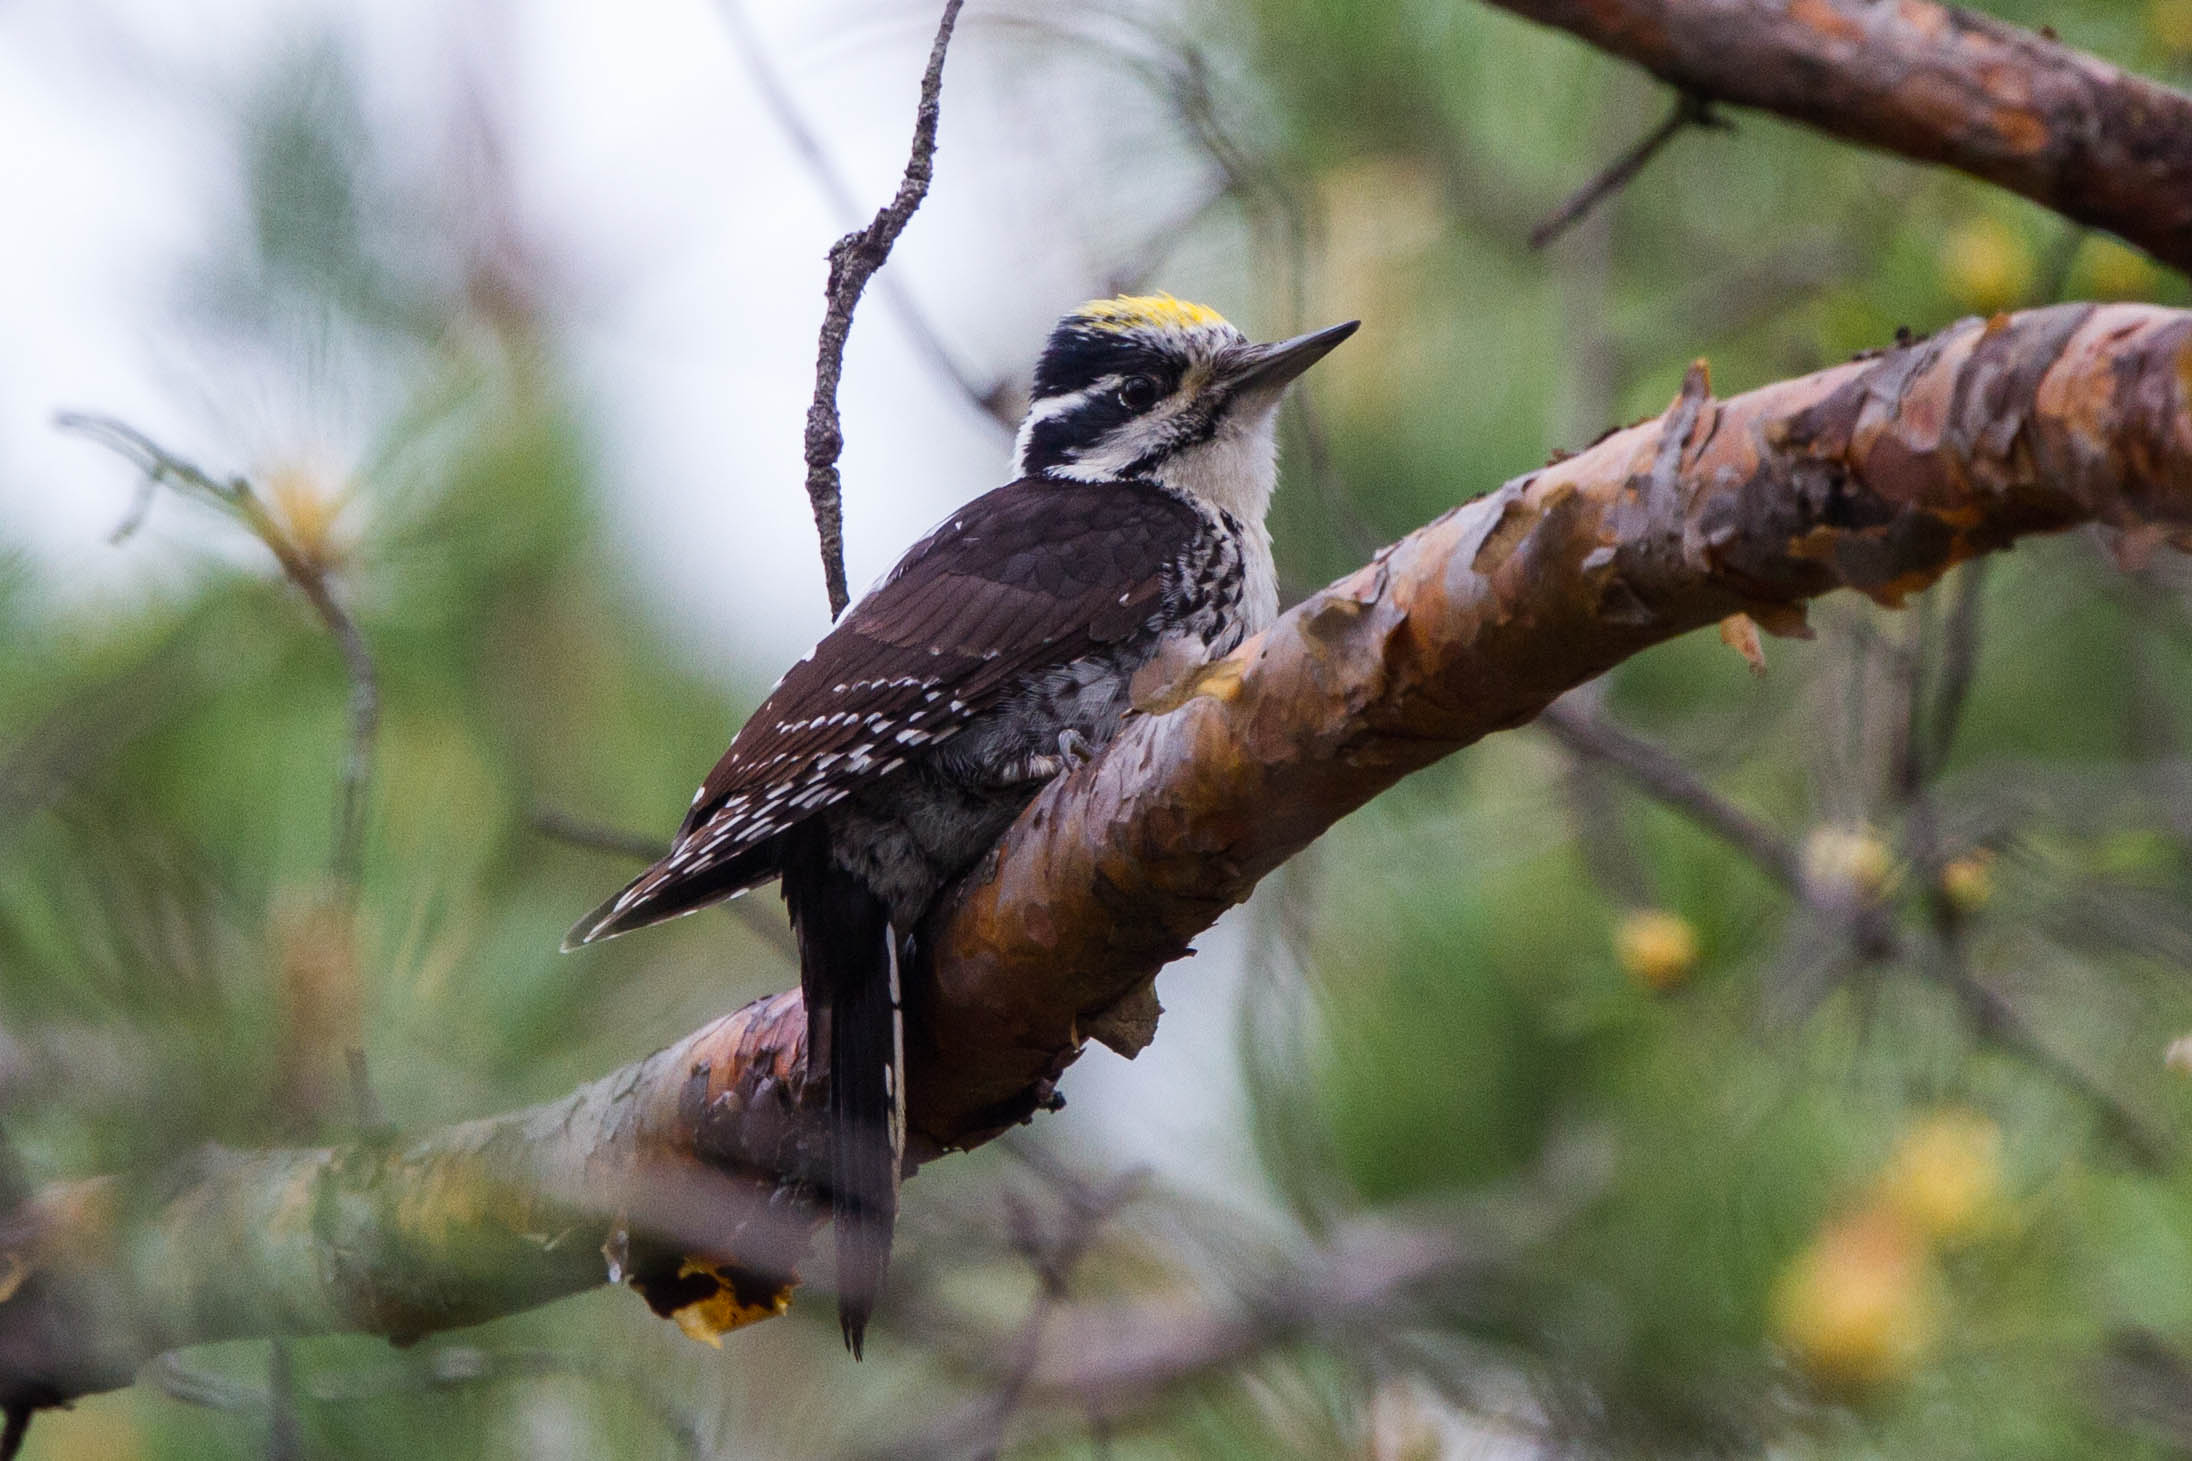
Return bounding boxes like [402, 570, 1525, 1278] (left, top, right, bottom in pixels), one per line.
[1925, 560, 1988, 777]
[1539, 697, 1802, 890]
[0, 633, 220, 853]
[1529, 91, 1727, 250]
[55, 415, 388, 1148]
[0, 1119, 24, 1461]
[149, 1346, 709, 1458]
[2103, 1330, 2192, 1451]
[529, 808, 801, 959]
[1483, 0, 2192, 273]
[4, 304, 2188, 1409]
[266, 1339, 300, 1461]
[0, 990, 820, 1427]
[800, 0, 965, 619]
[54, 415, 380, 890]
[1547, 576, 2164, 1163]
[994, 7, 1386, 563]
[997, 1194, 1548, 1426]
[1150, 38, 1384, 564]
[529, 808, 678, 863]
[899, 1160, 1147, 1461]
[1549, 687, 1657, 909]
[889, 1146, 1599, 1458]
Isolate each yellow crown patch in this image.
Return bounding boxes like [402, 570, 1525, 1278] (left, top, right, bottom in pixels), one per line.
[1072, 293, 1230, 334]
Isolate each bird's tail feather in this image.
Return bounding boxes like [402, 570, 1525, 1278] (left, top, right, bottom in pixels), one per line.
[560, 841, 780, 951]
[783, 842, 905, 1358]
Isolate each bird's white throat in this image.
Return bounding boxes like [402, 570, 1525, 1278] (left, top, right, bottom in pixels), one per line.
[1150, 402, 1282, 632]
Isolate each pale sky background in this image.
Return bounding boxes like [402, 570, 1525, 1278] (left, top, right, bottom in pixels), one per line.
[0, 0, 1285, 1206]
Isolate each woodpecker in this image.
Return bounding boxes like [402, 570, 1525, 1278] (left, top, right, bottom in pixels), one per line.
[565, 295, 1355, 1354]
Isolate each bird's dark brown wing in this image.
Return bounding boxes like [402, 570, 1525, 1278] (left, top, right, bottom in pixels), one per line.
[564, 477, 1204, 946]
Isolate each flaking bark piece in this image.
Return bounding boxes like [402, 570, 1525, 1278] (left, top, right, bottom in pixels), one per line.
[1082, 979, 1165, 1058]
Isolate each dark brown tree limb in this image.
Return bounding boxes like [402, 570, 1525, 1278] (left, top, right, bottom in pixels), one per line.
[7, 302, 2192, 1411]
[1483, 0, 2192, 273]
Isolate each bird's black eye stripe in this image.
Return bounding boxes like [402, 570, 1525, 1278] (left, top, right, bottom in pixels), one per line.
[1031, 324, 1187, 403]
[1118, 376, 1161, 410]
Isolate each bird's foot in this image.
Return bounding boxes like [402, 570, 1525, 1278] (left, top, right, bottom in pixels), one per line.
[989, 732, 1096, 788]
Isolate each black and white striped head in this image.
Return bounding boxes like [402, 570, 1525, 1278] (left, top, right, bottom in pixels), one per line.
[1013, 295, 1356, 521]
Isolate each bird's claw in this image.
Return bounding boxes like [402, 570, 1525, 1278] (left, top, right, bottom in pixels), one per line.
[990, 732, 1097, 789]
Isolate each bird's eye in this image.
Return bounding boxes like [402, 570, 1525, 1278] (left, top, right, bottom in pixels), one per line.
[1117, 376, 1161, 411]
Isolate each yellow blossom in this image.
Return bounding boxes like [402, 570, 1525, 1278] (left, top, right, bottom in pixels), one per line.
[1615, 909, 1701, 992]
[1877, 1109, 2002, 1243]
[1801, 824, 1897, 902]
[1939, 851, 1994, 914]
[1772, 1206, 1939, 1387]
[1940, 217, 2033, 314]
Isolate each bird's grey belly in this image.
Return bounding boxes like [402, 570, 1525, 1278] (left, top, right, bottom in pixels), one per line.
[818, 650, 1142, 923]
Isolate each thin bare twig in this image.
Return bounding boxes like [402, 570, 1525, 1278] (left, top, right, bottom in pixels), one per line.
[1927, 561, 1987, 776]
[107, 473, 160, 544]
[346, 1047, 386, 1132]
[530, 808, 801, 959]
[528, 808, 672, 862]
[55, 414, 380, 889]
[721, 0, 1009, 431]
[802, 0, 966, 619]
[1884, 579, 2167, 1165]
[1539, 698, 1803, 890]
[972, 1164, 1147, 1460]
[265, 1340, 300, 1461]
[1943, 958, 2164, 1164]
[1531, 91, 1728, 250]
[1553, 696, 1656, 908]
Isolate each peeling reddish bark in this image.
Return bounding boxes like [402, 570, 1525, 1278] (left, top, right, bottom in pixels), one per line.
[5, 304, 2192, 1405]
[917, 302, 2192, 1144]
[1485, 0, 2192, 273]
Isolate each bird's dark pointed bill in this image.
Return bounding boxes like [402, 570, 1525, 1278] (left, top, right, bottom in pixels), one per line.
[1225, 319, 1360, 393]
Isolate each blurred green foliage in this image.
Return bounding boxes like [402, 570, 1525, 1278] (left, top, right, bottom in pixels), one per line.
[10, 0, 2192, 1456]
